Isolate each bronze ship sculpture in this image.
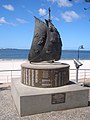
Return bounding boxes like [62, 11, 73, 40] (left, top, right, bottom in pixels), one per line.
[28, 8, 62, 62]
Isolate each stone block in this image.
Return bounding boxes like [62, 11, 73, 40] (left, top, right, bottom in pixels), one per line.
[11, 78, 89, 116]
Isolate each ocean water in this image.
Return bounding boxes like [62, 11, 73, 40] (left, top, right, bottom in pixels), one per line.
[0, 49, 29, 60]
[61, 50, 90, 60]
[0, 49, 90, 60]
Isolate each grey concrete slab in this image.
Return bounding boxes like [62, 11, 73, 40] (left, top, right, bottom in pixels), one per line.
[11, 78, 89, 116]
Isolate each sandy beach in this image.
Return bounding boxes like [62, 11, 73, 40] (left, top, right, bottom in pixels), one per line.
[0, 59, 90, 83]
[1, 59, 90, 70]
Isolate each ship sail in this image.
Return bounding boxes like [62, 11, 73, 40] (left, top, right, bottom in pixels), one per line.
[28, 17, 47, 62]
[40, 20, 62, 61]
[28, 9, 62, 62]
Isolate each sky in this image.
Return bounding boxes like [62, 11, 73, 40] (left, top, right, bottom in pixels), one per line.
[0, 0, 90, 50]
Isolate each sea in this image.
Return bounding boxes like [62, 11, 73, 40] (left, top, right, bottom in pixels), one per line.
[0, 49, 90, 60]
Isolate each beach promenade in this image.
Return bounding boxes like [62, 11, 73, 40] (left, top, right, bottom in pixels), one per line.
[0, 59, 90, 83]
[0, 59, 90, 70]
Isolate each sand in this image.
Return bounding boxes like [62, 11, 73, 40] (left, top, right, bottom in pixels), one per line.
[0, 59, 27, 70]
[1, 59, 90, 70]
[0, 59, 90, 83]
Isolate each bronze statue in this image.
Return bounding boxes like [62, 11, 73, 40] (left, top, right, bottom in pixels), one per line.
[28, 8, 62, 62]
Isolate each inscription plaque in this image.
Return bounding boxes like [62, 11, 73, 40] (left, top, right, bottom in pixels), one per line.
[42, 70, 49, 78]
[51, 93, 65, 104]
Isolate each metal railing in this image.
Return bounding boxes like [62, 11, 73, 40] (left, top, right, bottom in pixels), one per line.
[0, 69, 90, 83]
[0, 69, 21, 83]
[70, 69, 90, 83]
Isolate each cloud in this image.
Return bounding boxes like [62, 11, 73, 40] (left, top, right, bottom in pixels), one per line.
[0, 17, 8, 24]
[38, 8, 47, 16]
[2, 4, 14, 11]
[47, 0, 72, 7]
[57, 0, 72, 7]
[0, 17, 16, 26]
[61, 11, 80, 22]
[16, 18, 28, 24]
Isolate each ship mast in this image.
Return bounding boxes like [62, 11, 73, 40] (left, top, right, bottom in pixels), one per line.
[48, 7, 51, 22]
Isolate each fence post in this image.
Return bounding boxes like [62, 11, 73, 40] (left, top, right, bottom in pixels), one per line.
[84, 69, 86, 84]
[7, 76, 8, 83]
[11, 70, 12, 81]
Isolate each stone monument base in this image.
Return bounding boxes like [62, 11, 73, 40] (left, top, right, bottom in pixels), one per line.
[11, 78, 89, 117]
[21, 62, 70, 87]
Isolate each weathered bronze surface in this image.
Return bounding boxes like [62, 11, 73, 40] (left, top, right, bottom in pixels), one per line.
[28, 9, 62, 62]
[28, 17, 47, 62]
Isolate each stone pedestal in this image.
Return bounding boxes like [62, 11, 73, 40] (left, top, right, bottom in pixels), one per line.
[11, 61, 89, 117]
[11, 78, 89, 116]
[21, 62, 69, 87]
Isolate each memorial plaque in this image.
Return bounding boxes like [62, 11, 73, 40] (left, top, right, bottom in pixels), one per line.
[42, 70, 49, 78]
[51, 93, 65, 104]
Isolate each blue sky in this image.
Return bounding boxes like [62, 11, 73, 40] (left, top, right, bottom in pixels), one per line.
[0, 0, 90, 50]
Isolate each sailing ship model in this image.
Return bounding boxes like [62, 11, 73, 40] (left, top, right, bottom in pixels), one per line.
[28, 8, 62, 62]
